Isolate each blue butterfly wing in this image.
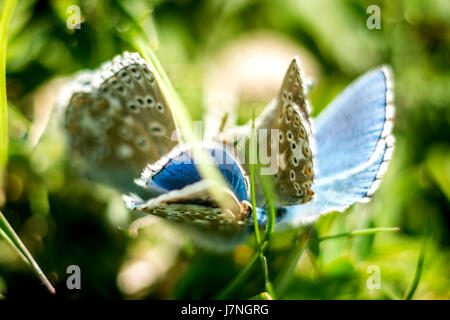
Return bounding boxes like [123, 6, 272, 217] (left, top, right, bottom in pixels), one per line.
[277, 66, 395, 228]
[138, 144, 249, 202]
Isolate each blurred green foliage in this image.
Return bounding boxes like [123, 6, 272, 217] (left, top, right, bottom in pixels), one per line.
[0, 0, 449, 299]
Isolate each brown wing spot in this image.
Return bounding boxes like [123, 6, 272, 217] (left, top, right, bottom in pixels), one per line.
[298, 126, 306, 139]
[294, 113, 300, 126]
[302, 145, 310, 157]
[73, 95, 91, 108]
[304, 164, 313, 177]
[97, 99, 109, 110]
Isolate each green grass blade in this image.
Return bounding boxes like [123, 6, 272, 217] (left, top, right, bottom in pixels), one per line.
[404, 234, 427, 300]
[259, 175, 276, 240]
[0, 0, 17, 196]
[0, 210, 55, 294]
[214, 242, 269, 299]
[249, 107, 276, 299]
[249, 106, 261, 247]
[274, 224, 315, 297]
[249, 292, 273, 300]
[0, 0, 55, 294]
[318, 227, 401, 242]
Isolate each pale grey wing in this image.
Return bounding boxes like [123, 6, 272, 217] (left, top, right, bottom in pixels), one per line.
[218, 58, 315, 206]
[124, 180, 252, 236]
[63, 52, 181, 193]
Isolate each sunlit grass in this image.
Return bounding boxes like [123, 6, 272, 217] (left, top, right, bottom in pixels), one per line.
[0, 0, 16, 195]
[0, 0, 55, 294]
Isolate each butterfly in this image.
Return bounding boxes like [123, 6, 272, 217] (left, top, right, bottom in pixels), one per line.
[61, 52, 394, 243]
[61, 52, 181, 194]
[216, 58, 315, 207]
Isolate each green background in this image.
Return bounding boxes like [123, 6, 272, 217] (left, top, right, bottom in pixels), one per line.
[1, 0, 449, 299]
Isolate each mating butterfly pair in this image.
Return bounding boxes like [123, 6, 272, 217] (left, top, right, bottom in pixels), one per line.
[61, 51, 394, 242]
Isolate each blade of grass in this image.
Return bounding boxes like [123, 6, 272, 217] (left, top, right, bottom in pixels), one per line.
[249, 106, 261, 247]
[0, 210, 55, 294]
[274, 224, 315, 297]
[0, 0, 17, 195]
[404, 233, 427, 300]
[214, 242, 268, 300]
[318, 227, 400, 242]
[0, 0, 55, 294]
[216, 107, 278, 300]
[249, 107, 276, 299]
[249, 292, 274, 300]
[259, 175, 276, 241]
